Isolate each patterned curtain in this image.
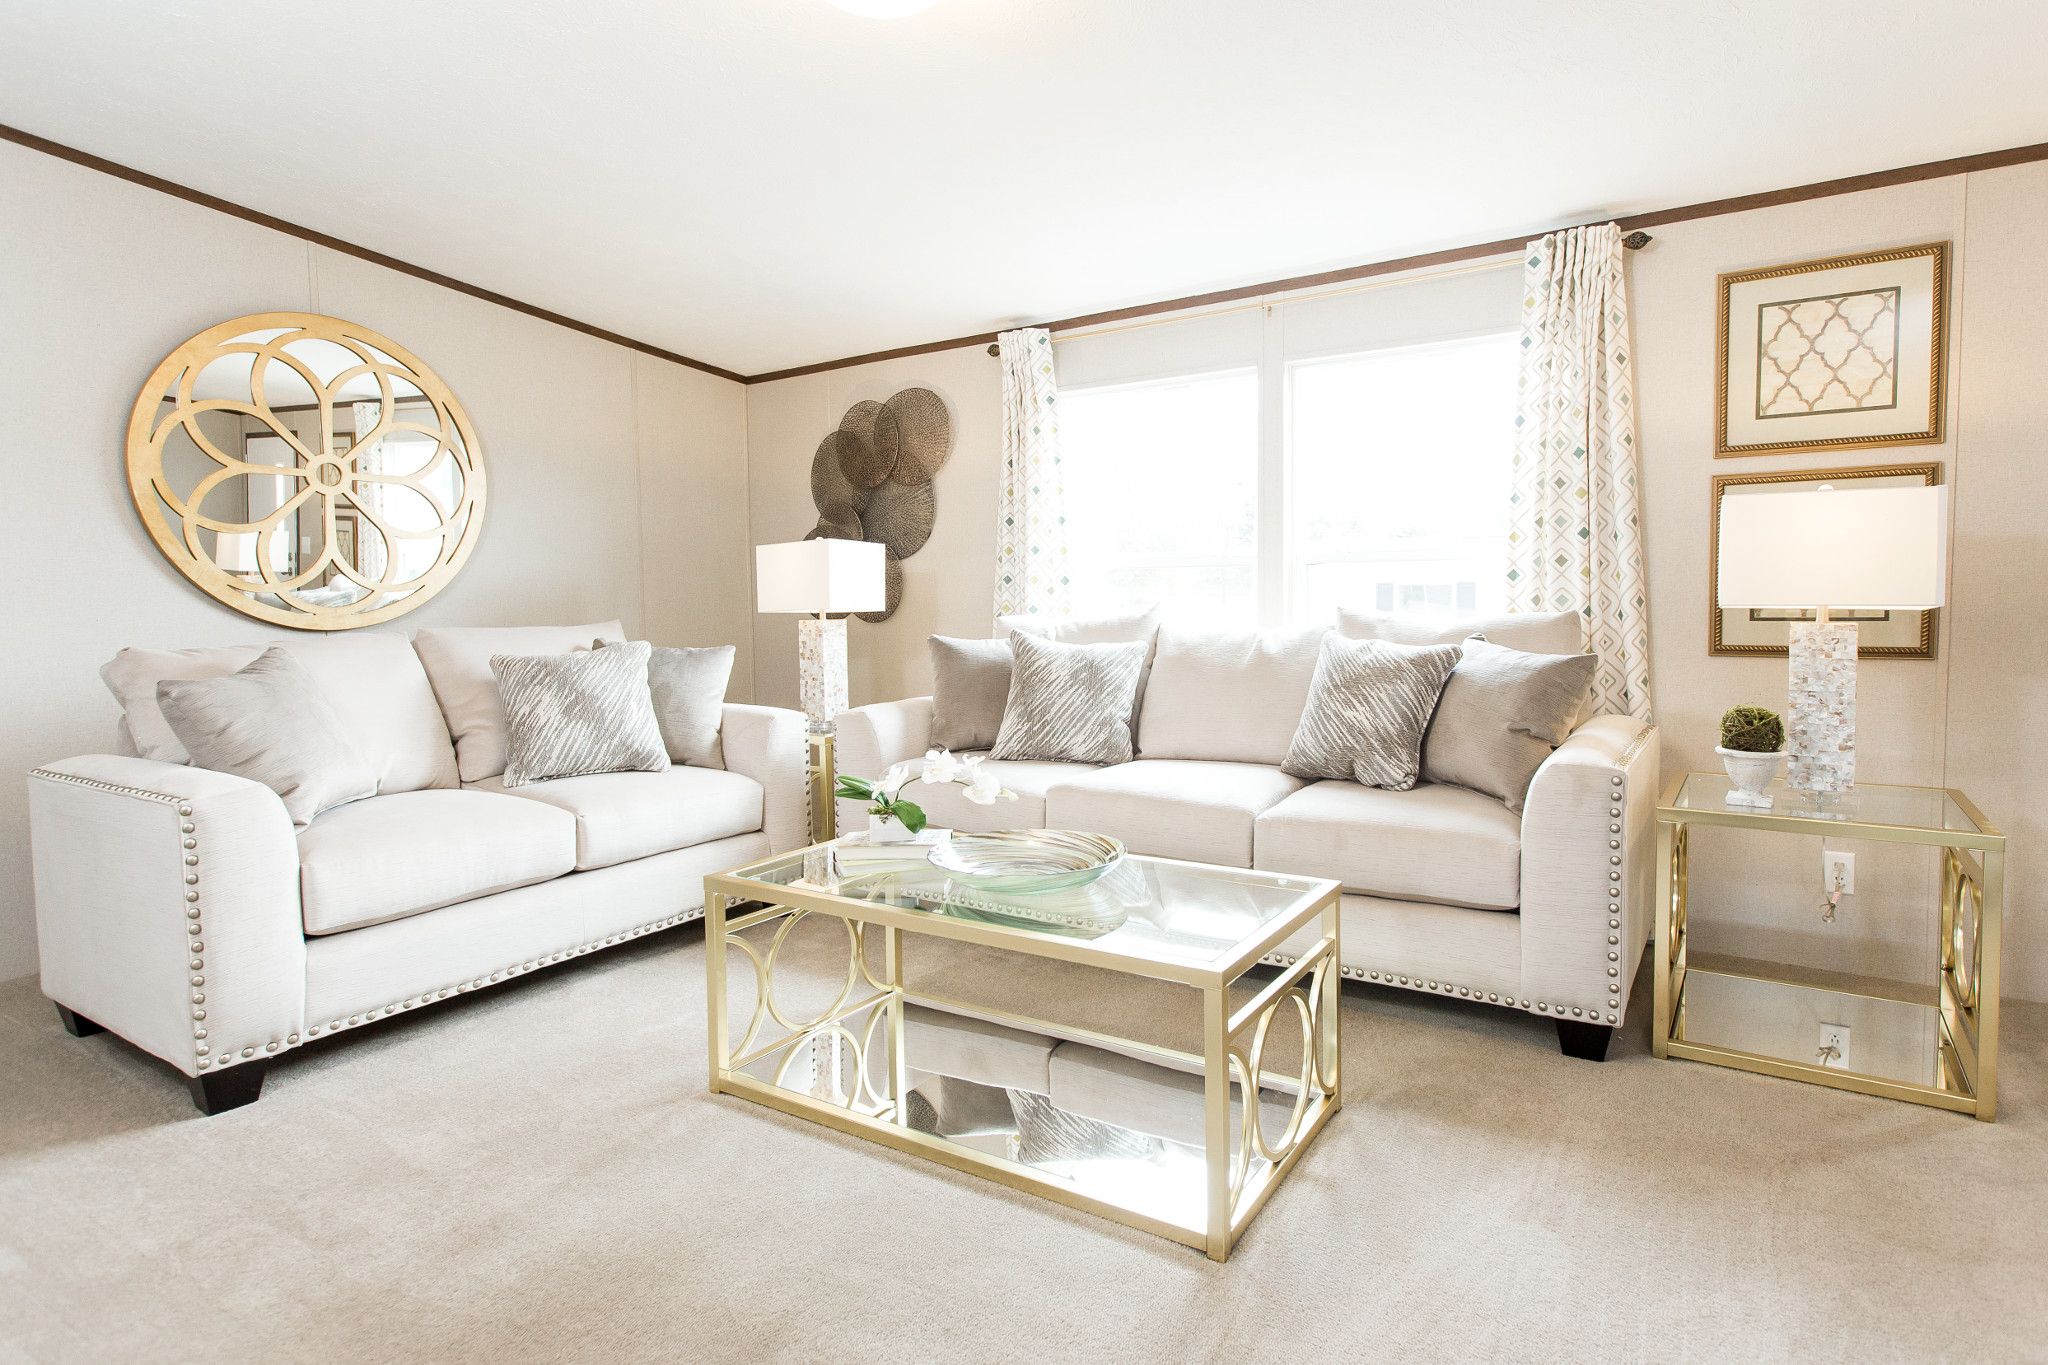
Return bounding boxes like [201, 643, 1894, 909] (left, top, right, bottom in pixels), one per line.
[1506, 223, 1653, 721]
[993, 328, 1070, 619]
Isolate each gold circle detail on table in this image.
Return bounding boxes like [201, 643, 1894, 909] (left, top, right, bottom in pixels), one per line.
[126, 313, 485, 631]
[862, 477, 936, 558]
[855, 549, 903, 623]
[881, 386, 952, 484]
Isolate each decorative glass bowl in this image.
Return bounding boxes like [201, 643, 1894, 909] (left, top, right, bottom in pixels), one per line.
[926, 830, 1125, 894]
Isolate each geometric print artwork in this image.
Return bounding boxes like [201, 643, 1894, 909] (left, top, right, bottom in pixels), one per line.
[1505, 221, 1654, 723]
[805, 387, 950, 623]
[1756, 287, 1899, 418]
[993, 327, 1071, 620]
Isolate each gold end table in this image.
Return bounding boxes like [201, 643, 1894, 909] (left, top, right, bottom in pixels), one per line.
[1654, 772, 2003, 1119]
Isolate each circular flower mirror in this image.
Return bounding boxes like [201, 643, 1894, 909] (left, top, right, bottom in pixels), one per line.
[126, 312, 486, 629]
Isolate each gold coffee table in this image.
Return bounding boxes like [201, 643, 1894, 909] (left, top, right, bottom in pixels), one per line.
[1654, 773, 2003, 1119]
[704, 844, 1342, 1260]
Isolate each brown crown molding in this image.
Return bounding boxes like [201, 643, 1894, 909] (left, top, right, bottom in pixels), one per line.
[0, 122, 747, 384]
[747, 138, 2048, 385]
[9, 119, 2047, 387]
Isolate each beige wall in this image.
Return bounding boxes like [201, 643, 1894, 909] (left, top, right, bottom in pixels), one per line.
[0, 140, 754, 981]
[746, 163, 2048, 1000]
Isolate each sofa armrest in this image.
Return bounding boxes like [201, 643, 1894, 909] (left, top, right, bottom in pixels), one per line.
[720, 704, 810, 853]
[1517, 716, 1660, 1025]
[28, 756, 305, 1078]
[833, 697, 934, 833]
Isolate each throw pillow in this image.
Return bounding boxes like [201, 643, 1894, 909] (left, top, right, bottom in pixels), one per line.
[490, 641, 669, 787]
[1282, 636, 1462, 791]
[1336, 607, 1582, 656]
[990, 632, 1148, 765]
[998, 605, 1161, 731]
[596, 639, 733, 768]
[411, 621, 627, 782]
[1422, 636, 1598, 812]
[928, 635, 1014, 752]
[156, 647, 379, 827]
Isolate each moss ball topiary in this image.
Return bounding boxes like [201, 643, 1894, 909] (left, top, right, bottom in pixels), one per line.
[1719, 705, 1785, 753]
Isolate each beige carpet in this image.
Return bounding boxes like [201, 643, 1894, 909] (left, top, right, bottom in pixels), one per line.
[2, 922, 2044, 1363]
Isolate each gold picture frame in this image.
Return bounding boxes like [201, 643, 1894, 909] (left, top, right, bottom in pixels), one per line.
[1709, 461, 1941, 658]
[1715, 241, 1948, 457]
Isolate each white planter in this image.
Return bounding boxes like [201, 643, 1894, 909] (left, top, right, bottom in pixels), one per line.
[1717, 746, 1786, 808]
[867, 812, 915, 844]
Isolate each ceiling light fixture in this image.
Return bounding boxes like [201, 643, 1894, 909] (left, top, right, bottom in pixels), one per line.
[830, 0, 939, 16]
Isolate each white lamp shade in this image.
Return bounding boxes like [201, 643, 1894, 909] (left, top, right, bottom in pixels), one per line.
[754, 538, 886, 614]
[215, 531, 259, 574]
[1717, 484, 1950, 611]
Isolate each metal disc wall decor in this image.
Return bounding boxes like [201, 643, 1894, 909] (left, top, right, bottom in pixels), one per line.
[802, 386, 951, 622]
[856, 550, 903, 624]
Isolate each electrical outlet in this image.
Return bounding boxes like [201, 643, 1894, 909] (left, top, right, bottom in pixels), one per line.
[1818, 1022, 1851, 1069]
[1823, 850, 1855, 896]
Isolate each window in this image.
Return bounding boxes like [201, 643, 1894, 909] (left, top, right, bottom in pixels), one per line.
[1059, 368, 1260, 624]
[1286, 332, 1520, 625]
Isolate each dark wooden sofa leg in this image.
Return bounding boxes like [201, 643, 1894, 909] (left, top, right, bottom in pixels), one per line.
[1556, 1019, 1615, 1061]
[55, 1003, 105, 1037]
[187, 1061, 268, 1115]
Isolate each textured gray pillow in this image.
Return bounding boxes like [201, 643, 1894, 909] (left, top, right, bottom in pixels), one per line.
[491, 641, 669, 788]
[929, 635, 1013, 752]
[156, 647, 378, 827]
[1282, 636, 1461, 791]
[597, 639, 733, 768]
[1422, 636, 1598, 812]
[991, 632, 1148, 765]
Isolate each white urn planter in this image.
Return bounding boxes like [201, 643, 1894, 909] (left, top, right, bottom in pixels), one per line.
[867, 812, 915, 843]
[1716, 746, 1786, 809]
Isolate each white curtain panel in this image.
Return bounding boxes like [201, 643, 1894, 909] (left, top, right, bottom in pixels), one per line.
[994, 327, 1071, 619]
[1506, 223, 1654, 722]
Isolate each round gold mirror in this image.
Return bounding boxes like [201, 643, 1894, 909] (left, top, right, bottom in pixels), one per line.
[126, 312, 486, 630]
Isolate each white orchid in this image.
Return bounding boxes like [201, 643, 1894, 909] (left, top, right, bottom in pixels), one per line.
[839, 748, 1015, 832]
[920, 748, 964, 785]
[874, 760, 919, 802]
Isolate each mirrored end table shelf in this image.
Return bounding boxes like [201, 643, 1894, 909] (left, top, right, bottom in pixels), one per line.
[1654, 773, 2004, 1120]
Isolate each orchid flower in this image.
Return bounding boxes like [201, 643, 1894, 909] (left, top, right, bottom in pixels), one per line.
[920, 748, 963, 785]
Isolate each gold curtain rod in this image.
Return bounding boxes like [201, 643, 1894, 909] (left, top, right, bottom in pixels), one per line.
[986, 230, 1651, 355]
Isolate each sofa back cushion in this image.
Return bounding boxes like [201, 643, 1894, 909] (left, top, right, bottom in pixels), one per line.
[412, 621, 626, 782]
[100, 634, 460, 794]
[1336, 607, 1582, 656]
[1137, 627, 1326, 766]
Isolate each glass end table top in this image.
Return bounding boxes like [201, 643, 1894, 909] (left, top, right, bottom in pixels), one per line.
[715, 842, 1335, 976]
[1669, 773, 1996, 839]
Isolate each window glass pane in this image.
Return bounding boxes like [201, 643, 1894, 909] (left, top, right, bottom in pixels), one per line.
[1060, 369, 1259, 624]
[1286, 332, 1519, 626]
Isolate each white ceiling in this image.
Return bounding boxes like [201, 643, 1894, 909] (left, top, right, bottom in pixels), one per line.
[3, 0, 2044, 377]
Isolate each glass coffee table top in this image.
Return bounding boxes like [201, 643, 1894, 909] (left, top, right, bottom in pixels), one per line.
[719, 842, 1332, 978]
[1669, 774, 1996, 838]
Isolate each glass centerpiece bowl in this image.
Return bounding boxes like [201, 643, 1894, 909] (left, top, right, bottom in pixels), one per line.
[926, 829, 1125, 895]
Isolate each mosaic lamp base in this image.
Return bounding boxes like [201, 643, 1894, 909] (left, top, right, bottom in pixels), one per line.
[1787, 616, 1856, 794]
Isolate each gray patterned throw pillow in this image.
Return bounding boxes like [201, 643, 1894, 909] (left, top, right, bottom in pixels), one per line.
[596, 639, 733, 768]
[491, 641, 670, 787]
[1282, 636, 1462, 790]
[990, 632, 1148, 765]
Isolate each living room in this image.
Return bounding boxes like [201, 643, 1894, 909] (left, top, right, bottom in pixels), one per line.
[1, 1, 2042, 1359]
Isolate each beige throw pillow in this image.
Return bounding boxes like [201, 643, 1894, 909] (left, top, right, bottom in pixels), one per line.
[1421, 636, 1597, 812]
[928, 635, 1014, 752]
[412, 621, 626, 782]
[156, 647, 379, 827]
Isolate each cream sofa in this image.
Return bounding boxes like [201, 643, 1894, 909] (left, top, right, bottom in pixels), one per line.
[29, 625, 807, 1113]
[838, 617, 1658, 1059]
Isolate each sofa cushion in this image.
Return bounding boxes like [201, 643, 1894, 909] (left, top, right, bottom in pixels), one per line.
[470, 766, 764, 871]
[1336, 607, 1582, 656]
[1422, 637, 1598, 813]
[299, 789, 577, 935]
[892, 754, 1098, 834]
[927, 635, 1014, 752]
[411, 621, 626, 782]
[1136, 627, 1325, 766]
[101, 634, 460, 793]
[1045, 760, 1305, 867]
[1253, 780, 1522, 911]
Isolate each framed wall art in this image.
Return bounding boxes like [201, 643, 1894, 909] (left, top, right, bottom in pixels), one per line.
[1716, 241, 1948, 457]
[1709, 461, 1942, 658]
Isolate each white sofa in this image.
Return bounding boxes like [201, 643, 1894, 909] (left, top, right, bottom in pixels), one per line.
[837, 619, 1658, 1059]
[29, 627, 808, 1113]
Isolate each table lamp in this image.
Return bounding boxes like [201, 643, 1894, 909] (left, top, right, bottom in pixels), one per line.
[1716, 482, 1949, 794]
[215, 531, 259, 575]
[755, 538, 886, 838]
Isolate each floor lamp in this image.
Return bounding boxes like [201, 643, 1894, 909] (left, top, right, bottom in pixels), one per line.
[1716, 481, 1949, 794]
[755, 538, 886, 841]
